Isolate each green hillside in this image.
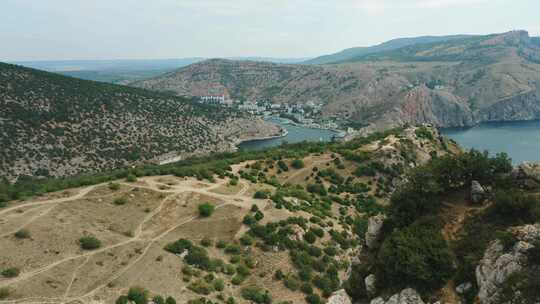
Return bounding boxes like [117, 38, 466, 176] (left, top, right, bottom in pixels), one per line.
[0, 62, 255, 181]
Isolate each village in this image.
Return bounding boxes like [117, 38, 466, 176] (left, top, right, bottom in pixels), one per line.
[196, 93, 352, 134]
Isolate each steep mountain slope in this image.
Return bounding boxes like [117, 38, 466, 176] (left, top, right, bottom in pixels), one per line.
[0, 63, 279, 181]
[305, 34, 474, 64]
[134, 31, 540, 133]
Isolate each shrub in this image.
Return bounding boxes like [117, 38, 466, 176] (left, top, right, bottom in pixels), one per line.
[254, 191, 269, 199]
[243, 215, 256, 226]
[284, 276, 301, 291]
[200, 238, 213, 247]
[304, 231, 317, 244]
[291, 159, 305, 169]
[241, 286, 272, 304]
[277, 160, 289, 172]
[216, 240, 227, 248]
[108, 183, 120, 191]
[305, 293, 323, 304]
[1, 267, 20, 278]
[165, 297, 176, 304]
[79, 236, 102, 250]
[165, 239, 193, 254]
[489, 191, 540, 225]
[114, 197, 128, 205]
[126, 174, 138, 182]
[213, 278, 225, 291]
[14, 228, 30, 239]
[240, 235, 254, 246]
[307, 184, 327, 196]
[198, 203, 215, 217]
[251, 204, 260, 212]
[153, 295, 165, 304]
[188, 280, 213, 295]
[127, 286, 149, 304]
[378, 222, 454, 291]
[254, 211, 264, 221]
[231, 274, 246, 285]
[225, 243, 241, 255]
[116, 295, 129, 304]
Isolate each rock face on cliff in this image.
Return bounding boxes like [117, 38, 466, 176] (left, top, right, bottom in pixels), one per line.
[512, 162, 540, 189]
[134, 31, 540, 132]
[327, 289, 353, 304]
[370, 288, 425, 304]
[476, 224, 540, 304]
[365, 214, 387, 249]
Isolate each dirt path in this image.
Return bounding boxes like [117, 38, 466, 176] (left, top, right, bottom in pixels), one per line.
[0, 174, 259, 304]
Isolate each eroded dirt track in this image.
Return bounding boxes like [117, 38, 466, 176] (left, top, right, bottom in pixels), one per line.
[0, 174, 261, 304]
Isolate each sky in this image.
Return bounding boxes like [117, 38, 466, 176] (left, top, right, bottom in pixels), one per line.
[1, 0, 539, 61]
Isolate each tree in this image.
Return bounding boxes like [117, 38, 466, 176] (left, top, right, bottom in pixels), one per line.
[198, 203, 215, 217]
[126, 174, 138, 182]
[378, 221, 454, 291]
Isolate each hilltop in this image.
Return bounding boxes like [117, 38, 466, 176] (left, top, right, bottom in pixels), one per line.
[304, 34, 474, 65]
[0, 126, 539, 304]
[133, 31, 540, 133]
[0, 62, 280, 182]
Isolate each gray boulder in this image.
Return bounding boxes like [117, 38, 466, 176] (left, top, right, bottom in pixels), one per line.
[369, 288, 425, 304]
[512, 162, 540, 189]
[365, 214, 386, 249]
[326, 289, 352, 304]
[471, 180, 486, 203]
[364, 274, 377, 295]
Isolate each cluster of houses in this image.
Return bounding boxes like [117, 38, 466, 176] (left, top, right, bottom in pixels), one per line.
[196, 93, 342, 131]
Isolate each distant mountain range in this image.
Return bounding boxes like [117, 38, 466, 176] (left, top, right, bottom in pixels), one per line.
[304, 35, 475, 64]
[13, 57, 311, 84]
[133, 30, 540, 133]
[0, 62, 278, 181]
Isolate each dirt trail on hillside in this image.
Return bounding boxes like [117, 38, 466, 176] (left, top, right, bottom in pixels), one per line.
[0, 170, 262, 304]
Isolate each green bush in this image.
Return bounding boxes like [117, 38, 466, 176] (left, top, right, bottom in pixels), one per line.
[198, 203, 215, 217]
[305, 293, 323, 304]
[165, 297, 176, 304]
[291, 159, 305, 169]
[114, 197, 128, 205]
[116, 296, 129, 304]
[126, 174, 138, 182]
[254, 190, 270, 199]
[378, 221, 454, 291]
[79, 236, 102, 250]
[489, 191, 540, 225]
[213, 278, 225, 291]
[108, 182, 120, 191]
[127, 286, 149, 304]
[0, 287, 9, 300]
[14, 228, 31, 239]
[241, 286, 272, 304]
[200, 238, 213, 247]
[1, 267, 20, 278]
[188, 280, 213, 295]
[153, 295, 165, 304]
[304, 231, 317, 244]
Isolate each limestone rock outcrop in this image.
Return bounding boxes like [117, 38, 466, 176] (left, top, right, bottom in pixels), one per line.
[365, 214, 386, 249]
[512, 162, 540, 189]
[471, 180, 486, 204]
[327, 289, 352, 304]
[370, 288, 425, 304]
[476, 224, 540, 304]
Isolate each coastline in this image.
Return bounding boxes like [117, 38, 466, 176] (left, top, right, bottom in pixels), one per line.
[232, 127, 289, 149]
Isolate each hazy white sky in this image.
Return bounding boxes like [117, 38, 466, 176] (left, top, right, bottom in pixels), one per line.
[1, 0, 539, 61]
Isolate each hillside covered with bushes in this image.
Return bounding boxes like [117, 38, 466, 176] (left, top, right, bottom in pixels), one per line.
[1, 125, 538, 304]
[0, 62, 278, 182]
